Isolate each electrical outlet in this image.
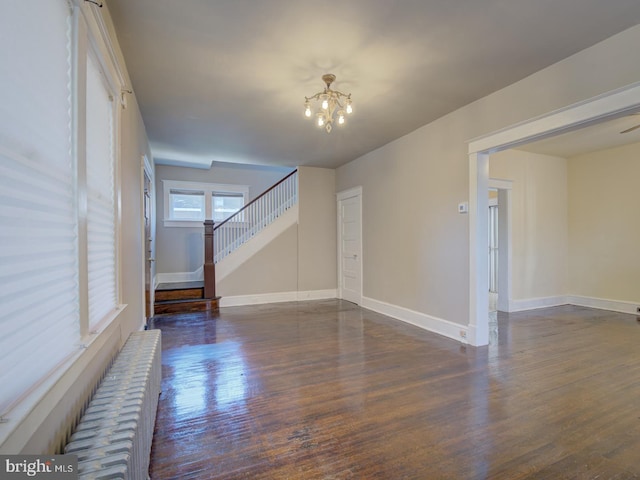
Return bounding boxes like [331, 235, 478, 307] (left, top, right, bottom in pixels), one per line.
[460, 330, 467, 339]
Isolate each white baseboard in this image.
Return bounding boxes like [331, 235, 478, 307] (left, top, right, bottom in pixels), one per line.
[567, 295, 639, 315]
[220, 289, 337, 307]
[508, 295, 569, 312]
[156, 267, 203, 285]
[296, 289, 338, 301]
[505, 294, 638, 315]
[361, 296, 468, 344]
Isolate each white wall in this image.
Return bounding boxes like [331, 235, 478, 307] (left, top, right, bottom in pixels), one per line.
[154, 164, 337, 299]
[490, 150, 569, 302]
[298, 166, 337, 292]
[336, 25, 640, 330]
[217, 166, 338, 299]
[218, 225, 299, 296]
[155, 163, 292, 275]
[568, 142, 640, 304]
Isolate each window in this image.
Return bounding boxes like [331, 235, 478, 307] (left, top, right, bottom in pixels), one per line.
[163, 180, 248, 227]
[0, 0, 123, 425]
[86, 51, 118, 331]
[170, 189, 205, 220]
[0, 0, 79, 417]
[213, 193, 244, 222]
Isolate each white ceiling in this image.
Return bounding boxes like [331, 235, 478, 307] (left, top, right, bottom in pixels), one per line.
[518, 113, 640, 158]
[106, 0, 640, 169]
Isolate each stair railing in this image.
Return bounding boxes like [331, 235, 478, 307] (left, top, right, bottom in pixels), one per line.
[212, 169, 298, 264]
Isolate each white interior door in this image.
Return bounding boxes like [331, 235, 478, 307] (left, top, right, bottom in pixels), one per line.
[338, 188, 362, 304]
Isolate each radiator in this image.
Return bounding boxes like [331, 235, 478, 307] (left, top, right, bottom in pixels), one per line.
[65, 330, 162, 480]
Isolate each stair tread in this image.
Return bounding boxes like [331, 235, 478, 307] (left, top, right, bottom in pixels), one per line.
[156, 281, 204, 291]
[155, 297, 219, 305]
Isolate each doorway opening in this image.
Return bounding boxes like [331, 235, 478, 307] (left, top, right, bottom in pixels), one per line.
[468, 81, 640, 346]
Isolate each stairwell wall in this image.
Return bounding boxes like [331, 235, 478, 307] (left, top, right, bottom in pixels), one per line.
[154, 163, 293, 277]
[154, 164, 338, 301]
[217, 225, 299, 296]
[217, 167, 338, 302]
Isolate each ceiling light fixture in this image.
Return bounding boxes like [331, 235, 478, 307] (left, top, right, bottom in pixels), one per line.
[304, 74, 353, 133]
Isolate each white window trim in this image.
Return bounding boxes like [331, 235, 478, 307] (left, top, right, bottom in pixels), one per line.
[0, 0, 128, 444]
[77, 4, 124, 338]
[162, 179, 249, 227]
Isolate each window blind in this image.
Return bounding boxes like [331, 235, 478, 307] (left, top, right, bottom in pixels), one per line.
[86, 52, 117, 331]
[0, 0, 80, 414]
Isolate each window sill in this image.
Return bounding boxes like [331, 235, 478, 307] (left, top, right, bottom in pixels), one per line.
[163, 219, 206, 228]
[163, 219, 248, 228]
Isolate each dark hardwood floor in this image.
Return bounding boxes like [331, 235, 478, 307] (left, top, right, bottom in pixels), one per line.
[149, 300, 640, 479]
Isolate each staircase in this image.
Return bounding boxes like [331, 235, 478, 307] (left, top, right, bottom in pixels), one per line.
[154, 281, 219, 315]
[153, 170, 298, 315]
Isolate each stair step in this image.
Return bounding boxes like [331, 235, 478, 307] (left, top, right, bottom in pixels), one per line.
[155, 287, 203, 302]
[156, 281, 204, 290]
[154, 297, 220, 315]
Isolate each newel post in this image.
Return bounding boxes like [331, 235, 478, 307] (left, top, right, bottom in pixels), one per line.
[203, 220, 216, 299]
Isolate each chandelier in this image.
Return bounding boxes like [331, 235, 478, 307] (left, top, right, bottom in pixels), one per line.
[304, 74, 353, 133]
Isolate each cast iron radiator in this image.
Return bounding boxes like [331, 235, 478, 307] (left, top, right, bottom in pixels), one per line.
[64, 330, 162, 479]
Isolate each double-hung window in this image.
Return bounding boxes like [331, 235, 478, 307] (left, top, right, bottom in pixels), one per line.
[213, 192, 245, 222]
[169, 189, 206, 221]
[163, 180, 248, 226]
[85, 51, 118, 332]
[0, 0, 122, 426]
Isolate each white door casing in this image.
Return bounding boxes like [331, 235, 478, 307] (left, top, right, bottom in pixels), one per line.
[337, 187, 362, 304]
[142, 155, 155, 323]
[467, 81, 640, 347]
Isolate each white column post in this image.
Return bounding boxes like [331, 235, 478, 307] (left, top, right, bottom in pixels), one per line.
[468, 152, 490, 346]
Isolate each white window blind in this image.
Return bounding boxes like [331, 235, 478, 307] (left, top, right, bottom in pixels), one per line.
[162, 180, 249, 227]
[212, 193, 244, 222]
[0, 0, 80, 414]
[169, 189, 205, 220]
[86, 52, 117, 330]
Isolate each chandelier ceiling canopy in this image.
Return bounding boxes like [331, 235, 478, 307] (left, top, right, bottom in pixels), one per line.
[304, 74, 353, 133]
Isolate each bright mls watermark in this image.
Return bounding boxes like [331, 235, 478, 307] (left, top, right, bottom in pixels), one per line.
[0, 455, 77, 479]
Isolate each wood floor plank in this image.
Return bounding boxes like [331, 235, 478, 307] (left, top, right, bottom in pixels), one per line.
[149, 301, 640, 479]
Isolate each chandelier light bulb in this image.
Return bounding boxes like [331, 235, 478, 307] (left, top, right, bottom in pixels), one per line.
[303, 74, 353, 133]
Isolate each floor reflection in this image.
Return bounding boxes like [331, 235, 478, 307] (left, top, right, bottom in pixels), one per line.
[163, 340, 248, 417]
[212, 341, 248, 408]
[150, 301, 640, 478]
[489, 309, 499, 345]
